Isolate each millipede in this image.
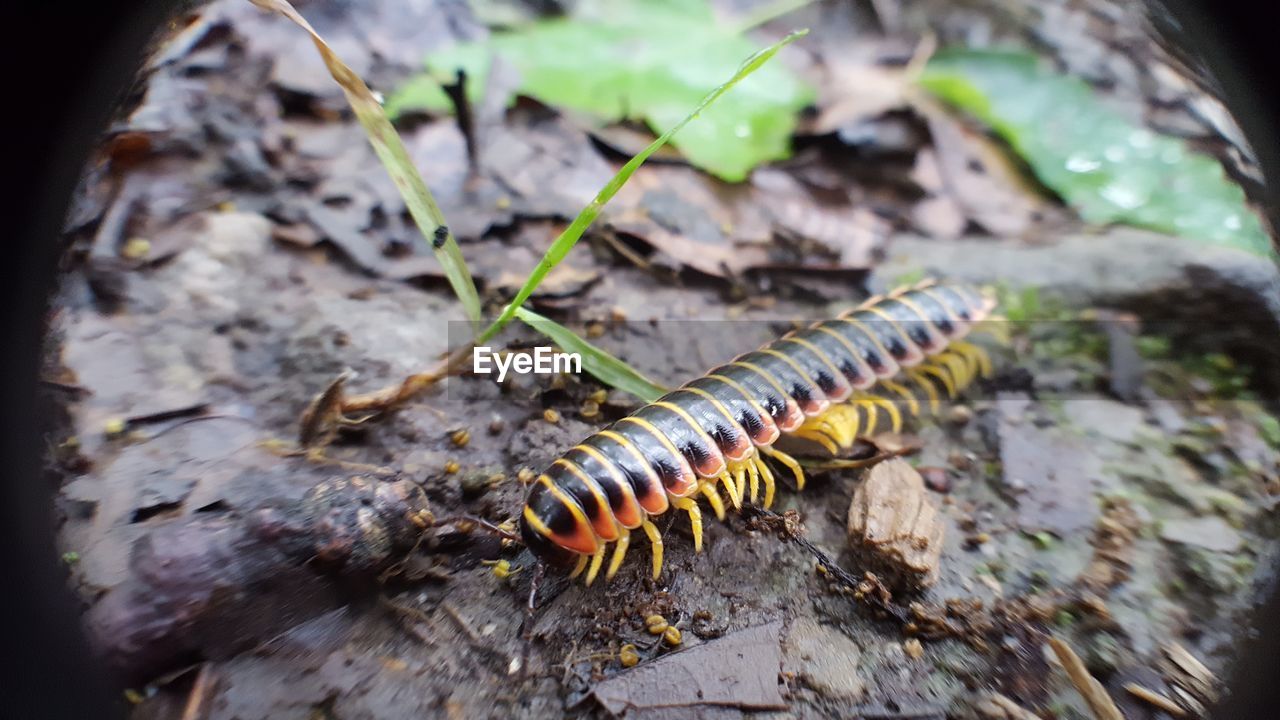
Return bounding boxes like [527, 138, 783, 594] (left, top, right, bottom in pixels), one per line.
[518, 279, 999, 585]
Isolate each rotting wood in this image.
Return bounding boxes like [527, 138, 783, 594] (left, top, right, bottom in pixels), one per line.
[846, 458, 945, 591]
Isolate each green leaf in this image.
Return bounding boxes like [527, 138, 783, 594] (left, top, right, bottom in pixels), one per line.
[919, 49, 1273, 256]
[401, 0, 813, 181]
[478, 30, 807, 346]
[250, 0, 484, 326]
[514, 307, 667, 402]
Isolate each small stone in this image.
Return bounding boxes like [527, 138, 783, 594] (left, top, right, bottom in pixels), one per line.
[947, 405, 973, 426]
[443, 460, 460, 475]
[543, 408, 561, 424]
[783, 616, 864, 700]
[919, 466, 952, 493]
[903, 638, 924, 660]
[450, 428, 471, 448]
[488, 417, 505, 435]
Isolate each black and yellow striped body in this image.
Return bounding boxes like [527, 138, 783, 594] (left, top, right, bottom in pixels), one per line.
[519, 280, 998, 584]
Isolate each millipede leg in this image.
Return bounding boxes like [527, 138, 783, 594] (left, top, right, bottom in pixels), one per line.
[795, 428, 839, 454]
[745, 457, 761, 504]
[936, 351, 972, 390]
[761, 446, 805, 492]
[641, 518, 663, 580]
[732, 464, 747, 508]
[672, 496, 703, 552]
[918, 361, 958, 399]
[569, 554, 588, 580]
[756, 457, 777, 508]
[715, 470, 741, 510]
[584, 545, 607, 586]
[906, 369, 941, 415]
[858, 394, 900, 434]
[881, 379, 921, 418]
[605, 528, 631, 581]
[951, 341, 992, 378]
[699, 481, 727, 521]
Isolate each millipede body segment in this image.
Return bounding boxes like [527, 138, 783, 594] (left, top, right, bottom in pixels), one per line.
[519, 280, 998, 585]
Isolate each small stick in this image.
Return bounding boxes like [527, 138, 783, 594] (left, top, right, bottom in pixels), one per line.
[1048, 636, 1124, 720]
[515, 562, 546, 678]
[1123, 683, 1187, 717]
[126, 402, 210, 426]
[179, 664, 217, 720]
[441, 601, 481, 643]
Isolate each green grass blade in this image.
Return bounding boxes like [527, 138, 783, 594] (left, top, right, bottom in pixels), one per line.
[249, 0, 484, 326]
[514, 307, 667, 402]
[478, 28, 808, 345]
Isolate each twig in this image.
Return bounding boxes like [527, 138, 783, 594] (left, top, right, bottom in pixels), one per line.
[1123, 683, 1187, 717]
[433, 514, 521, 543]
[740, 505, 911, 625]
[179, 664, 216, 720]
[126, 402, 210, 426]
[1048, 636, 1125, 720]
[441, 601, 482, 643]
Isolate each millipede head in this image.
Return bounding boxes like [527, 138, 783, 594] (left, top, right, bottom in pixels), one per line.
[519, 512, 579, 568]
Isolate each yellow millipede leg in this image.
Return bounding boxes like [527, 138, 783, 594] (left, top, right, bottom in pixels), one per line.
[858, 394, 900, 434]
[754, 456, 777, 508]
[745, 456, 761, 504]
[918, 361, 957, 399]
[936, 351, 972, 390]
[906, 369, 942, 415]
[569, 553, 589, 580]
[795, 428, 840, 455]
[699, 481, 727, 521]
[672, 496, 703, 552]
[881, 379, 921, 419]
[605, 527, 631, 581]
[732, 464, 747, 508]
[761, 446, 805, 492]
[715, 470, 741, 510]
[584, 545, 607, 586]
[641, 518, 663, 580]
[951, 341, 992, 378]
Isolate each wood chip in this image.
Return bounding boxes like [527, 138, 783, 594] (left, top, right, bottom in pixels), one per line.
[846, 458, 945, 590]
[1048, 636, 1124, 720]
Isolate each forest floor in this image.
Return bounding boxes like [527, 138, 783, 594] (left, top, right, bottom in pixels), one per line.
[44, 0, 1280, 718]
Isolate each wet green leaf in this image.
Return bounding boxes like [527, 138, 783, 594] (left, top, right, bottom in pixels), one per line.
[514, 307, 667, 402]
[919, 49, 1273, 256]
[396, 0, 813, 181]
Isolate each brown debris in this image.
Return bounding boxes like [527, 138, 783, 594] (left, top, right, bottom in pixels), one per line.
[846, 458, 945, 590]
[1079, 498, 1142, 594]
